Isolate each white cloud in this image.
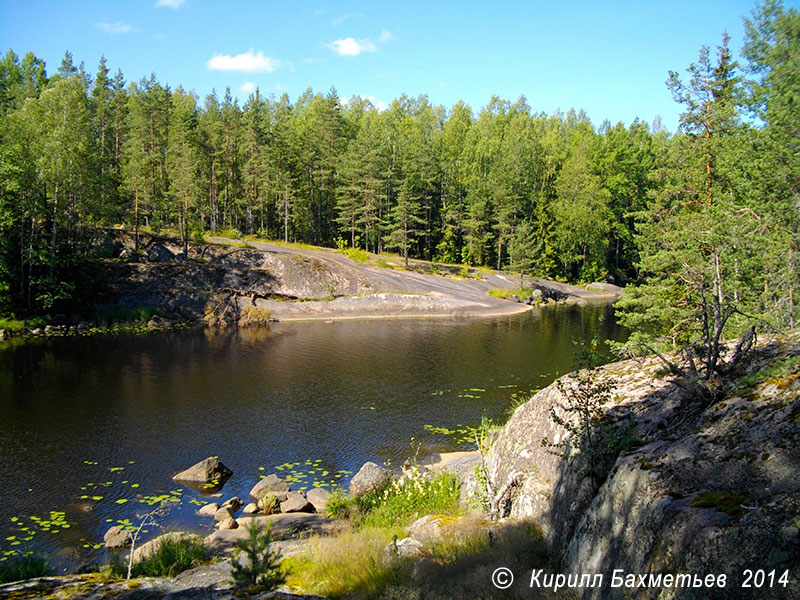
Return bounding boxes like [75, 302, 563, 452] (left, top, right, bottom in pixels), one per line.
[239, 82, 256, 94]
[332, 12, 362, 27]
[97, 21, 135, 34]
[379, 29, 393, 43]
[155, 0, 186, 9]
[207, 50, 281, 73]
[328, 37, 377, 57]
[367, 95, 388, 112]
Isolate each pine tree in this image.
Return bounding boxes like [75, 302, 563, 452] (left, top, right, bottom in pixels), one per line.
[616, 34, 756, 400]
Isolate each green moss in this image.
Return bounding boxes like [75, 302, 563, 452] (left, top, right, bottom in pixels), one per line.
[736, 355, 800, 394]
[690, 492, 747, 517]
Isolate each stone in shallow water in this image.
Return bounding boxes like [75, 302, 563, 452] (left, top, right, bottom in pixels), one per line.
[172, 456, 232, 485]
[249, 473, 290, 501]
[103, 525, 132, 549]
[196, 502, 219, 517]
[221, 496, 243, 513]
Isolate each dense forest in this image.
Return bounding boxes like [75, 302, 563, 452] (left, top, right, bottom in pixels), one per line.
[0, 2, 797, 342]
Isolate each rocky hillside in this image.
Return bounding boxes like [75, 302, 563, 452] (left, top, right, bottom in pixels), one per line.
[93, 231, 618, 325]
[465, 329, 800, 600]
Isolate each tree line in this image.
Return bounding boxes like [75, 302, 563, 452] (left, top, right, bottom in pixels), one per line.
[0, 1, 797, 341]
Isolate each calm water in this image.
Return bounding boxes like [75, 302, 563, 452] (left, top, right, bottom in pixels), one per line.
[0, 304, 623, 570]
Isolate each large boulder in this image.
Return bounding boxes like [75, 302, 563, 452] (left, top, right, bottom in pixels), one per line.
[466, 330, 800, 600]
[172, 457, 232, 486]
[216, 517, 238, 530]
[103, 525, 132, 550]
[348, 461, 391, 497]
[249, 473, 289, 501]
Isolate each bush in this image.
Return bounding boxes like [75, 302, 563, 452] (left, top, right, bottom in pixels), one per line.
[0, 551, 54, 584]
[342, 247, 370, 264]
[230, 521, 284, 589]
[131, 536, 208, 578]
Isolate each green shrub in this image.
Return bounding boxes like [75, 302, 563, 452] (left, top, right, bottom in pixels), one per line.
[359, 467, 461, 529]
[131, 536, 208, 578]
[0, 551, 54, 584]
[216, 227, 243, 240]
[0, 318, 26, 333]
[342, 247, 370, 263]
[230, 521, 284, 589]
[324, 487, 354, 520]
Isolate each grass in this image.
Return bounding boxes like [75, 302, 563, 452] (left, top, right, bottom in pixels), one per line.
[325, 467, 461, 530]
[0, 551, 54, 584]
[341, 247, 371, 264]
[486, 287, 534, 300]
[283, 519, 553, 600]
[282, 528, 400, 599]
[128, 536, 209, 578]
[736, 355, 800, 393]
[360, 470, 461, 529]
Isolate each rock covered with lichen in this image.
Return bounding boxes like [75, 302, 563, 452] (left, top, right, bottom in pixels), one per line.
[469, 329, 800, 599]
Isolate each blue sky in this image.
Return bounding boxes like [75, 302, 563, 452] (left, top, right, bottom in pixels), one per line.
[2, 0, 794, 131]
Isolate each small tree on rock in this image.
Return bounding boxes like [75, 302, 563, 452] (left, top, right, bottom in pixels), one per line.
[230, 520, 284, 589]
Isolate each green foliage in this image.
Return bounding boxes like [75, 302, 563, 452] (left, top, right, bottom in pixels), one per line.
[486, 287, 533, 300]
[230, 521, 284, 589]
[342, 247, 370, 263]
[284, 518, 552, 600]
[0, 551, 54, 583]
[324, 487, 353, 520]
[542, 335, 638, 491]
[735, 354, 800, 392]
[359, 468, 461, 529]
[324, 468, 461, 530]
[131, 535, 208, 578]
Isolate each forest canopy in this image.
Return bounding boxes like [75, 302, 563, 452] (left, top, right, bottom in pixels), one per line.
[0, 1, 797, 342]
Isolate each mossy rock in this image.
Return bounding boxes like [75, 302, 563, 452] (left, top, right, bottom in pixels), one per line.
[690, 492, 747, 517]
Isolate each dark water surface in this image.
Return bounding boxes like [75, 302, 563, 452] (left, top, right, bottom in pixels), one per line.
[0, 304, 623, 569]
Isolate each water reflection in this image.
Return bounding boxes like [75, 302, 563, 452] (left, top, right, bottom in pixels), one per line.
[0, 304, 624, 568]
